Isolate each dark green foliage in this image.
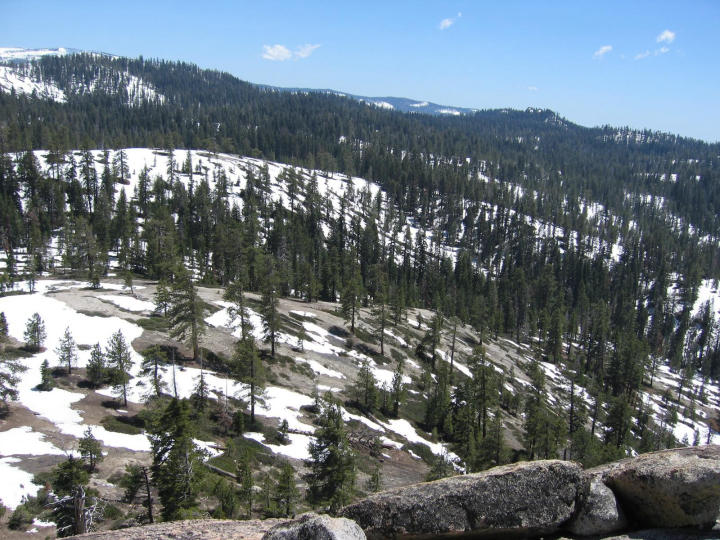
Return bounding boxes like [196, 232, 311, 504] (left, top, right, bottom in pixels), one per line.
[274, 461, 298, 518]
[52, 456, 89, 496]
[306, 402, 356, 514]
[78, 427, 103, 472]
[233, 336, 264, 425]
[105, 330, 133, 407]
[168, 268, 206, 362]
[213, 477, 239, 519]
[0, 312, 8, 342]
[352, 359, 379, 413]
[0, 351, 26, 404]
[8, 504, 33, 530]
[55, 326, 77, 374]
[236, 448, 254, 518]
[23, 312, 46, 352]
[149, 398, 206, 521]
[86, 343, 105, 388]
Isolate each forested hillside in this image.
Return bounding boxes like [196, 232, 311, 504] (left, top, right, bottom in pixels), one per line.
[0, 51, 719, 534]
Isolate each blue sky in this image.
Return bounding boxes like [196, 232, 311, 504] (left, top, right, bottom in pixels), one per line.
[4, 1, 720, 142]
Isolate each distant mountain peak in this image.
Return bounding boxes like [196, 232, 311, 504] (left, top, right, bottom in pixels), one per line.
[0, 47, 77, 62]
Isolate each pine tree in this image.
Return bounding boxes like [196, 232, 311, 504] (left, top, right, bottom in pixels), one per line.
[56, 327, 78, 375]
[273, 461, 298, 518]
[236, 449, 254, 519]
[168, 269, 205, 362]
[371, 288, 389, 355]
[306, 402, 356, 514]
[261, 270, 280, 358]
[233, 337, 264, 425]
[389, 359, 406, 417]
[224, 279, 251, 338]
[140, 345, 168, 398]
[0, 312, 8, 344]
[106, 331, 133, 407]
[86, 343, 105, 388]
[366, 463, 383, 493]
[341, 267, 363, 334]
[352, 359, 379, 413]
[23, 312, 46, 352]
[149, 399, 206, 521]
[38, 359, 54, 391]
[0, 352, 27, 406]
[78, 427, 103, 472]
[154, 280, 171, 317]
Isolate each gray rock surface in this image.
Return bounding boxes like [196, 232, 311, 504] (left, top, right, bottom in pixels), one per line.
[340, 460, 587, 538]
[70, 518, 287, 539]
[262, 513, 366, 540]
[601, 445, 720, 529]
[565, 475, 629, 536]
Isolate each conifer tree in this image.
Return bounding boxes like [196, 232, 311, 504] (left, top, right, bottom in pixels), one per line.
[224, 279, 250, 338]
[341, 267, 363, 334]
[38, 359, 54, 391]
[23, 312, 46, 352]
[236, 449, 254, 518]
[154, 280, 171, 317]
[233, 337, 264, 425]
[273, 461, 298, 518]
[352, 359, 379, 413]
[56, 327, 78, 375]
[106, 331, 133, 407]
[0, 352, 26, 406]
[86, 343, 105, 388]
[140, 345, 168, 398]
[149, 399, 206, 521]
[306, 402, 356, 514]
[261, 268, 280, 358]
[389, 359, 406, 417]
[371, 287, 389, 355]
[168, 268, 205, 361]
[0, 312, 8, 344]
[78, 427, 103, 472]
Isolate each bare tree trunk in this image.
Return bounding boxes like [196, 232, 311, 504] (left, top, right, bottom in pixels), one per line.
[74, 486, 87, 535]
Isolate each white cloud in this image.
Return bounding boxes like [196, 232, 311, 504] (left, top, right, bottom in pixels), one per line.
[262, 43, 321, 61]
[634, 50, 650, 60]
[262, 44, 292, 61]
[439, 12, 462, 30]
[593, 45, 612, 59]
[528, 86, 538, 92]
[657, 29, 676, 44]
[294, 44, 321, 59]
[657, 46, 670, 54]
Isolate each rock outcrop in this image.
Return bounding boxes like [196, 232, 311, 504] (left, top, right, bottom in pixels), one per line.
[599, 445, 720, 529]
[565, 476, 628, 536]
[341, 460, 587, 538]
[262, 513, 366, 540]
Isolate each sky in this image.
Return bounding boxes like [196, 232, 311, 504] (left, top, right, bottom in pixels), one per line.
[3, 0, 720, 142]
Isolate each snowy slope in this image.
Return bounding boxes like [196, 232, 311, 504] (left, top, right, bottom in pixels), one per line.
[0, 65, 66, 101]
[0, 47, 70, 62]
[0, 60, 165, 106]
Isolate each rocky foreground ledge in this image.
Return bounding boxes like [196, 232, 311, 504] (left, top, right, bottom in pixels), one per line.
[73, 445, 720, 539]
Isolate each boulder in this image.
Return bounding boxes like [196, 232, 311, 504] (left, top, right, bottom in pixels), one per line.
[263, 513, 366, 540]
[565, 475, 628, 536]
[602, 445, 720, 529]
[341, 460, 587, 538]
